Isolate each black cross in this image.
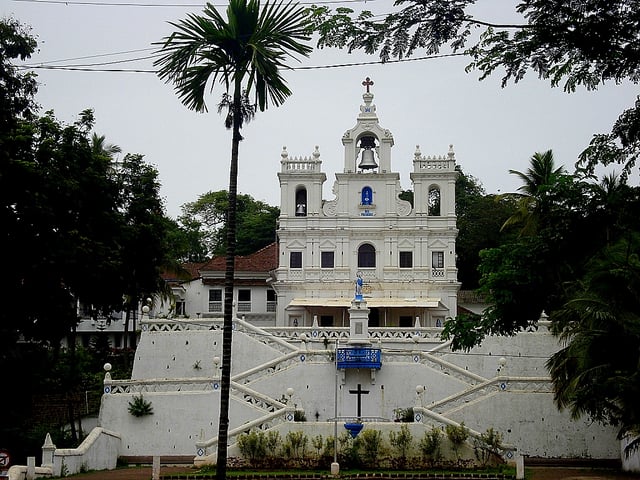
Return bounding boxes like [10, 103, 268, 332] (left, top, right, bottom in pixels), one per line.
[362, 77, 374, 93]
[348, 383, 370, 420]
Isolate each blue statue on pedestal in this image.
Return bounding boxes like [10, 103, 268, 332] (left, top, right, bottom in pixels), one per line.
[355, 273, 363, 301]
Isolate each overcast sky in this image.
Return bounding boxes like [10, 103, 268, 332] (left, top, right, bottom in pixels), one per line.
[5, 0, 638, 218]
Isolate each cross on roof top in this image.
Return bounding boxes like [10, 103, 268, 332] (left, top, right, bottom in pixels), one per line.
[362, 77, 374, 93]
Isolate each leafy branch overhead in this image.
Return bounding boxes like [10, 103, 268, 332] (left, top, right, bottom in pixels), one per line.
[310, 0, 640, 177]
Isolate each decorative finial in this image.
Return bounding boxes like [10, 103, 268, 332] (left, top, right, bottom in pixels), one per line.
[448, 144, 455, 159]
[362, 77, 374, 93]
[281, 146, 288, 160]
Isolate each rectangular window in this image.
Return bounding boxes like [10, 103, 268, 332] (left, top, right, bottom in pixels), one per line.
[321, 251, 335, 268]
[238, 289, 251, 312]
[266, 289, 277, 312]
[208, 289, 222, 312]
[290, 251, 302, 268]
[432, 251, 444, 269]
[399, 251, 413, 268]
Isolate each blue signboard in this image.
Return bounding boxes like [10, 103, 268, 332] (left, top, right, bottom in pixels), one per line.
[337, 347, 382, 369]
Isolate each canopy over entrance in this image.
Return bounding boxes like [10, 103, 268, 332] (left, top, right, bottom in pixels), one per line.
[286, 298, 441, 309]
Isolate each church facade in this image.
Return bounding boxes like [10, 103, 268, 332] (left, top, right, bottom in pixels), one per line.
[274, 82, 459, 328]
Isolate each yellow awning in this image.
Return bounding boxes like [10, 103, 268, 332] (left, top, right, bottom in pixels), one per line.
[287, 298, 440, 309]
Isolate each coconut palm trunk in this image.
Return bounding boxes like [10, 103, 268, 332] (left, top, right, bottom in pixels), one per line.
[217, 79, 243, 479]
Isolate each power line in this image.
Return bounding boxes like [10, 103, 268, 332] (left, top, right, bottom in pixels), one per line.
[13, 0, 373, 6]
[26, 47, 156, 66]
[17, 52, 466, 73]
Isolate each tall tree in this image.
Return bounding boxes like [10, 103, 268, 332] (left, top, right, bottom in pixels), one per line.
[179, 190, 279, 257]
[154, 2, 311, 476]
[116, 154, 170, 357]
[454, 166, 518, 289]
[501, 150, 566, 235]
[443, 151, 593, 349]
[90, 132, 122, 161]
[547, 234, 640, 451]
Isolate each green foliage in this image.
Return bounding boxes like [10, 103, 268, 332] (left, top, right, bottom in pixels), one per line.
[338, 431, 361, 468]
[547, 234, 640, 446]
[293, 409, 307, 422]
[393, 407, 414, 423]
[178, 190, 279, 257]
[455, 166, 517, 289]
[311, 434, 324, 458]
[388, 423, 413, 468]
[419, 426, 443, 467]
[282, 430, 308, 461]
[237, 430, 267, 466]
[359, 429, 384, 468]
[155, 0, 313, 113]
[312, 1, 640, 91]
[128, 394, 154, 417]
[446, 423, 470, 463]
[265, 430, 281, 452]
[473, 427, 504, 468]
[0, 17, 38, 125]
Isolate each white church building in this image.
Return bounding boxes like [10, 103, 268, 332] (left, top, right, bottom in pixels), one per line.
[24, 80, 633, 478]
[274, 79, 458, 330]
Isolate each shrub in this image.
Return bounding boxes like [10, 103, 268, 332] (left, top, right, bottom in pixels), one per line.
[473, 427, 504, 467]
[127, 394, 153, 417]
[393, 407, 414, 422]
[282, 430, 308, 463]
[360, 429, 384, 468]
[389, 423, 413, 468]
[419, 426, 443, 467]
[445, 423, 470, 464]
[265, 430, 282, 466]
[237, 430, 266, 466]
[338, 432, 361, 468]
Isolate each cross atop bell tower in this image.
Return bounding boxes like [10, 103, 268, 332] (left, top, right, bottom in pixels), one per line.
[362, 76, 374, 93]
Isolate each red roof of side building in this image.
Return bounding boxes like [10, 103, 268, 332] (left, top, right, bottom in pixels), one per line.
[200, 242, 278, 274]
[161, 261, 206, 283]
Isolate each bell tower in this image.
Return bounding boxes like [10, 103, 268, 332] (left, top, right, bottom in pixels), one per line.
[277, 145, 326, 219]
[342, 77, 394, 174]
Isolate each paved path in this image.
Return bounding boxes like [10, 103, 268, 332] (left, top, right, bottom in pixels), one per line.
[63, 466, 640, 480]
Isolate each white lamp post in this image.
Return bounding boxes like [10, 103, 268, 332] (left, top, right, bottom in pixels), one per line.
[331, 339, 340, 476]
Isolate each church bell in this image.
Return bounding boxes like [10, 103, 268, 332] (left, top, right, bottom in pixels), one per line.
[358, 135, 378, 170]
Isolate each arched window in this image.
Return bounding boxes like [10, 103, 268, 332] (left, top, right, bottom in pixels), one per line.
[358, 243, 376, 268]
[295, 187, 307, 216]
[428, 185, 441, 216]
[361, 186, 373, 205]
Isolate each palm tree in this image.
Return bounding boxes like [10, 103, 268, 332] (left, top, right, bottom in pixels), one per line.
[154, 2, 311, 477]
[546, 234, 640, 455]
[501, 150, 565, 235]
[91, 132, 122, 160]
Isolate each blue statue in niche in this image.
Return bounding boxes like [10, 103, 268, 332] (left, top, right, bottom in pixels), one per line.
[361, 187, 372, 205]
[355, 273, 363, 301]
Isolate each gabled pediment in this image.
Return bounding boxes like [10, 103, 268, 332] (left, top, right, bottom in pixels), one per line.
[428, 239, 448, 249]
[398, 238, 414, 249]
[319, 239, 337, 249]
[286, 239, 306, 249]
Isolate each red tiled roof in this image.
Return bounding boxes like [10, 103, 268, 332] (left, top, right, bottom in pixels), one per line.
[161, 261, 206, 283]
[200, 242, 278, 273]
